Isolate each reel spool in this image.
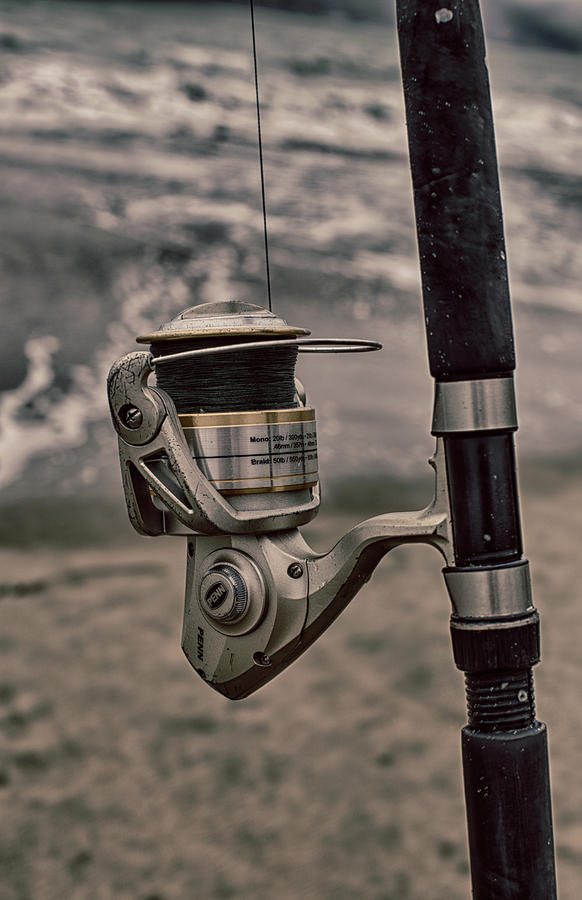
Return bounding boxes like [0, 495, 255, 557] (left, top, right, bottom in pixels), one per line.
[140, 300, 318, 523]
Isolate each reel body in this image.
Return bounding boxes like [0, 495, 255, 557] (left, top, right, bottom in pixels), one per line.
[107, 300, 452, 697]
[183, 463, 451, 698]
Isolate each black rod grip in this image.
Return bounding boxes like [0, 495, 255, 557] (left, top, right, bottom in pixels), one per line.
[462, 724, 556, 899]
[396, 0, 515, 379]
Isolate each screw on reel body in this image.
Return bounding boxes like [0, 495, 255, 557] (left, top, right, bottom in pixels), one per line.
[107, 299, 453, 698]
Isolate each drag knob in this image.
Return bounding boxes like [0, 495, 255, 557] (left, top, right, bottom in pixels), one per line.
[199, 564, 248, 623]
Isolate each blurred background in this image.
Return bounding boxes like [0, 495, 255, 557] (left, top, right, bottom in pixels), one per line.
[1, 2, 581, 898]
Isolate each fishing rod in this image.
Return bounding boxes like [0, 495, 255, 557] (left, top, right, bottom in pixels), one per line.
[396, 1, 556, 896]
[107, 1, 556, 896]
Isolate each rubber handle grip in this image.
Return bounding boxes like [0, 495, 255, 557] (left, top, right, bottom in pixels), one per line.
[396, 0, 515, 380]
[462, 724, 556, 899]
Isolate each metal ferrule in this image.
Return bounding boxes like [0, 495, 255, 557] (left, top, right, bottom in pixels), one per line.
[432, 377, 517, 434]
[443, 560, 533, 619]
[179, 407, 318, 495]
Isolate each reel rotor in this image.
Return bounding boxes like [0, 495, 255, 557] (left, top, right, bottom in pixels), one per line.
[108, 300, 380, 536]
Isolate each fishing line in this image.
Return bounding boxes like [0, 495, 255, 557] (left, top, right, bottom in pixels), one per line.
[150, 7, 286, 416]
[151, 335, 298, 414]
[144, 6, 384, 449]
[249, 0, 273, 312]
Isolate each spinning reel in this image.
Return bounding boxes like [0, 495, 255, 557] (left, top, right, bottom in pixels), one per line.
[107, 299, 455, 699]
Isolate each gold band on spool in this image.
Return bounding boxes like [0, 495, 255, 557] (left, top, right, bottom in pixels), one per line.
[178, 408, 314, 428]
[178, 407, 318, 496]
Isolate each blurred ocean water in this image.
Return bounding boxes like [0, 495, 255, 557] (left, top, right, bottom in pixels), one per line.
[0, 1, 581, 510]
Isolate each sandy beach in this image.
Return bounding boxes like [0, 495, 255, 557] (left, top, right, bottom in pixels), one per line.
[2, 465, 582, 900]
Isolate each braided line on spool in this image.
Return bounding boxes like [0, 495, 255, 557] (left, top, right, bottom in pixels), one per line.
[151, 336, 298, 414]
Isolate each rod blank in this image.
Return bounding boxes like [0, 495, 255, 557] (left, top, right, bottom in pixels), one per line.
[396, 0, 515, 380]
